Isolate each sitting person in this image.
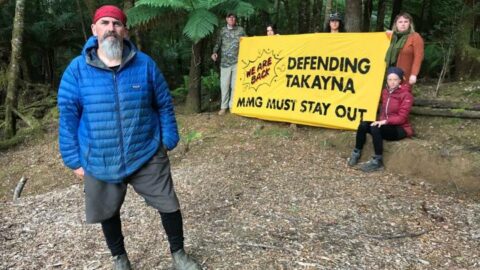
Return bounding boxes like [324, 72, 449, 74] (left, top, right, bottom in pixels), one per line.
[348, 67, 414, 172]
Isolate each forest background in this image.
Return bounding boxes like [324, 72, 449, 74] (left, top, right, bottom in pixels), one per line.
[0, 2, 479, 268]
[0, 0, 479, 133]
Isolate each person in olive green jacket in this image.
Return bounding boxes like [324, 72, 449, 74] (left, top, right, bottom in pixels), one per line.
[211, 13, 246, 115]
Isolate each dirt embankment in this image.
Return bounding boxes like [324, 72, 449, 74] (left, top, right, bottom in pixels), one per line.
[1, 112, 479, 269]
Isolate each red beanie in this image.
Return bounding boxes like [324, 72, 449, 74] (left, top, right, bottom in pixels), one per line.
[93, 5, 127, 25]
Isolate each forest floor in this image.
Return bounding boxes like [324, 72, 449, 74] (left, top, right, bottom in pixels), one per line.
[0, 81, 479, 269]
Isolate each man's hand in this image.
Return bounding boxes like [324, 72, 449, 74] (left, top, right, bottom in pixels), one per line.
[73, 167, 85, 180]
[371, 120, 387, 127]
[211, 53, 218, 62]
[409, 75, 417, 85]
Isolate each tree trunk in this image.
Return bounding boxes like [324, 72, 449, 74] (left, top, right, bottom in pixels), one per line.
[362, 0, 373, 32]
[375, 0, 386, 31]
[284, 0, 297, 33]
[454, 0, 480, 80]
[389, 0, 403, 28]
[76, 0, 88, 42]
[123, 0, 143, 50]
[323, 0, 333, 30]
[274, 0, 281, 27]
[297, 0, 310, 34]
[185, 41, 202, 113]
[312, 0, 323, 32]
[4, 0, 25, 138]
[83, 0, 97, 17]
[345, 0, 362, 32]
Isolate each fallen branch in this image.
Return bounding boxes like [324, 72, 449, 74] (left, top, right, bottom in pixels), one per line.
[12, 107, 40, 128]
[238, 242, 284, 250]
[414, 99, 480, 111]
[411, 107, 480, 119]
[237, 242, 297, 254]
[13, 176, 27, 200]
[366, 230, 430, 240]
[296, 261, 322, 267]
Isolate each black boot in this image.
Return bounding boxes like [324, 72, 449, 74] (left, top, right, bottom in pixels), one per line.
[113, 254, 132, 270]
[360, 155, 384, 172]
[347, 149, 361, 167]
[171, 249, 201, 270]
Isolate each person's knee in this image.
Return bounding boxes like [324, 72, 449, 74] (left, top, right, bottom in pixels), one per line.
[358, 121, 370, 131]
[370, 125, 381, 136]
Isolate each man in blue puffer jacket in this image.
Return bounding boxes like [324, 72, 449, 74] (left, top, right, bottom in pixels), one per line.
[57, 5, 200, 270]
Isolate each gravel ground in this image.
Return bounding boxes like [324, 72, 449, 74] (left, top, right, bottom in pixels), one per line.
[1, 113, 479, 269]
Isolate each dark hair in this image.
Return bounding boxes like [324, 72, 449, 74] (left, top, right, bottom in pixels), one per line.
[266, 23, 277, 34]
[324, 20, 346, 33]
[226, 12, 236, 18]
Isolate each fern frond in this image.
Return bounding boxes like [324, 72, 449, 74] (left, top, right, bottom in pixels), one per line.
[211, 0, 254, 18]
[126, 5, 164, 27]
[183, 8, 218, 43]
[234, 1, 255, 17]
[136, 0, 189, 10]
[242, 0, 270, 12]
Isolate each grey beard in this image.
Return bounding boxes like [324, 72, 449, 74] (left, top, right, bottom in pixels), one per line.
[100, 37, 122, 61]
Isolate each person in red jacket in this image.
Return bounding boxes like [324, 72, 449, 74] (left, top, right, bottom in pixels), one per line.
[348, 67, 414, 172]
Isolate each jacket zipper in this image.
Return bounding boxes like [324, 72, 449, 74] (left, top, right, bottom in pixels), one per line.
[385, 92, 391, 121]
[113, 72, 126, 174]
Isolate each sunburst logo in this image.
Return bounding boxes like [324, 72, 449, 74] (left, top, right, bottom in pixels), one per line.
[241, 49, 283, 92]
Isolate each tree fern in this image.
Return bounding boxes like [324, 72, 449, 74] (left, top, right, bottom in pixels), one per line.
[126, 5, 165, 27]
[183, 8, 218, 43]
[136, 0, 189, 10]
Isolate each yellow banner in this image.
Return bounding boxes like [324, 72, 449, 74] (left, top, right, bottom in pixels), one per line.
[231, 33, 390, 130]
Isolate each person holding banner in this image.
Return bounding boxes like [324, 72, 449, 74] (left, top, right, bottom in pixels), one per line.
[266, 24, 278, 36]
[348, 67, 414, 172]
[324, 12, 346, 33]
[211, 13, 246, 115]
[385, 12, 424, 86]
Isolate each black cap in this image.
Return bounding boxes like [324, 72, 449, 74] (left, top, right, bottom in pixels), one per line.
[329, 12, 343, 21]
[387, 67, 405, 80]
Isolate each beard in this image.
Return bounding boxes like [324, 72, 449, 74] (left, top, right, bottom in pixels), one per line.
[100, 32, 122, 61]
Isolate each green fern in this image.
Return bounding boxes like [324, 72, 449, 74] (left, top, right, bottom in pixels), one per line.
[126, 5, 165, 27]
[183, 8, 219, 43]
[129, 0, 258, 43]
[136, 0, 189, 9]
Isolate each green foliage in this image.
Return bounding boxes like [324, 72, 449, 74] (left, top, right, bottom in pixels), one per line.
[136, 0, 188, 9]
[171, 75, 189, 102]
[201, 69, 220, 97]
[172, 70, 220, 104]
[126, 5, 165, 27]
[130, 0, 257, 43]
[0, 65, 7, 91]
[183, 8, 219, 43]
[253, 126, 293, 139]
[182, 129, 202, 152]
[183, 130, 202, 145]
[422, 43, 445, 77]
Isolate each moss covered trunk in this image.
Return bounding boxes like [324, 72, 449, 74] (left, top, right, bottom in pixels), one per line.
[4, 0, 25, 138]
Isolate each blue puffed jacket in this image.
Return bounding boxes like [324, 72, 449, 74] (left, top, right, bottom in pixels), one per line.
[58, 36, 179, 183]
